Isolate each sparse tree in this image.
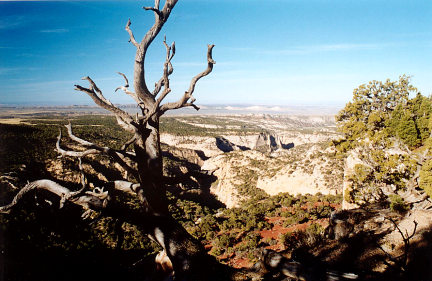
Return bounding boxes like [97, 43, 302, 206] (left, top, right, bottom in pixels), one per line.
[0, 1, 220, 279]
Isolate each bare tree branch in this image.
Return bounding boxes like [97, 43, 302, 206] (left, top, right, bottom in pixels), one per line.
[121, 136, 137, 151]
[0, 180, 107, 214]
[143, 6, 162, 19]
[157, 37, 175, 102]
[160, 44, 215, 113]
[132, 0, 178, 103]
[59, 157, 88, 208]
[56, 129, 100, 158]
[77, 157, 87, 192]
[152, 38, 175, 97]
[142, 37, 177, 122]
[143, 0, 163, 18]
[152, 78, 165, 97]
[185, 44, 216, 99]
[118, 72, 129, 88]
[184, 103, 200, 111]
[57, 126, 140, 180]
[0, 175, 19, 190]
[115, 115, 136, 133]
[112, 180, 141, 195]
[0, 180, 142, 216]
[379, 218, 419, 272]
[115, 72, 145, 109]
[74, 77, 136, 131]
[1, 2, 219, 278]
[125, 18, 139, 48]
[65, 124, 93, 146]
[64, 123, 136, 160]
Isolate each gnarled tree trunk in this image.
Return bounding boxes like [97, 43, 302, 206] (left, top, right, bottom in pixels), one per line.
[0, 1, 221, 279]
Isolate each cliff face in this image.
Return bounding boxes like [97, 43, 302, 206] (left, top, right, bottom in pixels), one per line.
[256, 166, 338, 197]
[201, 150, 271, 208]
[198, 139, 343, 208]
[161, 134, 222, 157]
[342, 151, 363, 210]
[201, 154, 241, 208]
[162, 144, 207, 166]
[161, 115, 343, 208]
[254, 132, 284, 153]
[161, 132, 285, 157]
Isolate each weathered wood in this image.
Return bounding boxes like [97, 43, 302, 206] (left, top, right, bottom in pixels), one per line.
[160, 44, 215, 113]
[0, 0, 217, 279]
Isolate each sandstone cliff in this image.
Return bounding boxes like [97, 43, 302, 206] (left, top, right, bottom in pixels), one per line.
[201, 143, 343, 208]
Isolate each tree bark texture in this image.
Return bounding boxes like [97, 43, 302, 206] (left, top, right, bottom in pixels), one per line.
[0, 1, 218, 280]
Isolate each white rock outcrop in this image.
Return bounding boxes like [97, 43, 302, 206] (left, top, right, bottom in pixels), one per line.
[257, 168, 336, 196]
[342, 151, 363, 210]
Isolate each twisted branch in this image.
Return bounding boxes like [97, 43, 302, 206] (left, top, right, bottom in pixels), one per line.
[74, 77, 136, 131]
[0, 180, 107, 214]
[125, 19, 139, 48]
[115, 72, 144, 108]
[111, 180, 141, 195]
[160, 44, 215, 113]
[143, 6, 162, 19]
[152, 38, 175, 97]
[185, 44, 216, 100]
[57, 125, 139, 180]
[0, 180, 142, 217]
[131, 0, 178, 102]
[56, 129, 99, 158]
[378, 218, 418, 272]
[121, 136, 137, 151]
[0, 175, 19, 190]
[144, 37, 177, 122]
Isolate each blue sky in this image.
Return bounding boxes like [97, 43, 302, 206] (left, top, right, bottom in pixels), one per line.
[0, 0, 431, 106]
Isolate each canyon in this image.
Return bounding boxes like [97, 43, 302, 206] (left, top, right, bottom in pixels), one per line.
[160, 114, 343, 208]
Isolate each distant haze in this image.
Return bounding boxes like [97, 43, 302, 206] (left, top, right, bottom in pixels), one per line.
[0, 104, 342, 117]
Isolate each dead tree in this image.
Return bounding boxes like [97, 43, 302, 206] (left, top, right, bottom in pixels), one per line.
[378, 218, 418, 273]
[0, 1, 218, 279]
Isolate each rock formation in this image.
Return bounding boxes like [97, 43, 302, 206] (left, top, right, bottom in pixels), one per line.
[254, 132, 283, 153]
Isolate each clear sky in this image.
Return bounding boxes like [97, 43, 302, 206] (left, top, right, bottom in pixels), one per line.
[1, 0, 431, 106]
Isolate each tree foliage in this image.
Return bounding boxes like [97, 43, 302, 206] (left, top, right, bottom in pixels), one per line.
[335, 76, 432, 204]
[335, 75, 425, 149]
[419, 159, 432, 198]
